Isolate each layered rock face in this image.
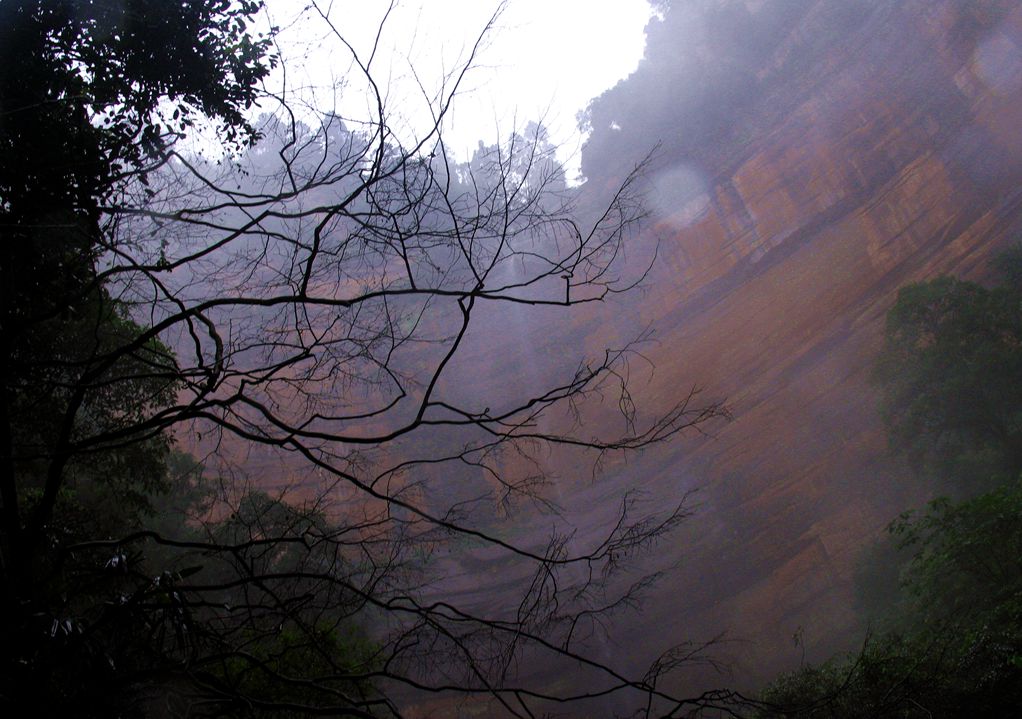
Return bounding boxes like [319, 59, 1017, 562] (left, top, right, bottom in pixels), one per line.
[565, 0, 1022, 690]
[184, 0, 1022, 704]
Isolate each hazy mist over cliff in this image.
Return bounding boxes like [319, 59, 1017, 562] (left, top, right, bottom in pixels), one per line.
[6, 0, 1022, 715]
[562, 0, 1022, 695]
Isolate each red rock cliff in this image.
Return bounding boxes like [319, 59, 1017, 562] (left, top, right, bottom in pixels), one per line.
[567, 0, 1022, 690]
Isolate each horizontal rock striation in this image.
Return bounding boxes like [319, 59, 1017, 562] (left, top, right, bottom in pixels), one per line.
[565, 0, 1022, 691]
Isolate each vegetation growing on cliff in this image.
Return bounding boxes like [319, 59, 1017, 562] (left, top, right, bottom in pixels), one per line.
[755, 254, 1022, 717]
[872, 255, 1022, 486]
[758, 482, 1022, 718]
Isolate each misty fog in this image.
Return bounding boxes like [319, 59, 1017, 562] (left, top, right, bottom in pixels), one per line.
[4, 0, 1022, 716]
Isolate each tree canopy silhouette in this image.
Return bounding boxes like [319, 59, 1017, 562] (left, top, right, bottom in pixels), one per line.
[0, 2, 733, 716]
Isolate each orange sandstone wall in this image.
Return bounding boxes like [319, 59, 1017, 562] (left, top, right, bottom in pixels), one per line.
[563, 0, 1022, 690]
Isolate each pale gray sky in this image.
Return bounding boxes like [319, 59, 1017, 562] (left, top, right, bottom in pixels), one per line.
[262, 1, 654, 181]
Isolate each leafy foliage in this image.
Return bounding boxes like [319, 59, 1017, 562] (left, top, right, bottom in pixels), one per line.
[9, 467, 383, 718]
[890, 485, 1022, 628]
[1, 0, 275, 544]
[12, 292, 179, 516]
[0, 0, 274, 337]
[758, 256, 1022, 717]
[759, 484, 1022, 718]
[1, 2, 276, 715]
[871, 266, 1022, 484]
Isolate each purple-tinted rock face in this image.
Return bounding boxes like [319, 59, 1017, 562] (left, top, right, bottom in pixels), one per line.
[188, 1, 1022, 704]
[556, 0, 1022, 690]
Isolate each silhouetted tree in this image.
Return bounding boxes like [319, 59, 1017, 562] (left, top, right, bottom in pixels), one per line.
[1, 2, 734, 716]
